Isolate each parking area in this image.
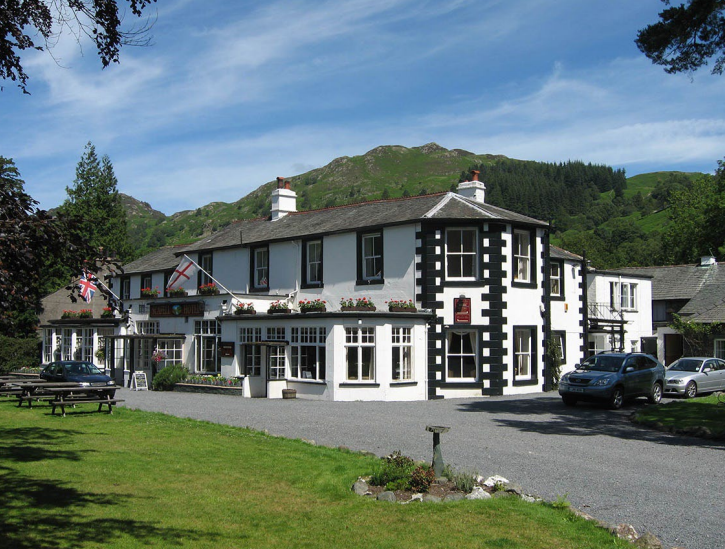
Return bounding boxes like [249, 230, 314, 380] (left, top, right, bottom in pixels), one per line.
[119, 390, 724, 549]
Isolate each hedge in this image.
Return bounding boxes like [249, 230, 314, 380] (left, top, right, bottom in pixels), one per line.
[0, 335, 41, 374]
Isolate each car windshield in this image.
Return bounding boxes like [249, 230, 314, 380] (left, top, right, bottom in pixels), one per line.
[579, 355, 623, 373]
[669, 359, 703, 373]
[65, 362, 102, 376]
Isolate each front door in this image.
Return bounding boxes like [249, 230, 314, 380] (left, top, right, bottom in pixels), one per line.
[664, 334, 683, 366]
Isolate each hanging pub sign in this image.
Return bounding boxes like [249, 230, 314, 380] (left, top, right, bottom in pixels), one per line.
[220, 342, 235, 357]
[454, 296, 471, 324]
[149, 301, 205, 318]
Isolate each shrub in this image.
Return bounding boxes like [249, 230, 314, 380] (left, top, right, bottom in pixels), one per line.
[408, 465, 436, 493]
[369, 450, 415, 487]
[152, 364, 188, 391]
[0, 335, 40, 374]
[385, 478, 410, 492]
[451, 470, 478, 493]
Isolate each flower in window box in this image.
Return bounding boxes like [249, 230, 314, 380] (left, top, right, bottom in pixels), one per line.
[267, 300, 291, 313]
[168, 287, 188, 298]
[61, 310, 79, 319]
[78, 309, 93, 319]
[198, 283, 219, 295]
[141, 286, 160, 298]
[101, 307, 114, 318]
[386, 299, 417, 312]
[234, 302, 256, 315]
[299, 299, 326, 312]
[340, 297, 376, 311]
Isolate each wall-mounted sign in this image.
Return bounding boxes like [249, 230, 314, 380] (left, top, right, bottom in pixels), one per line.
[220, 342, 235, 357]
[149, 301, 205, 318]
[454, 296, 471, 324]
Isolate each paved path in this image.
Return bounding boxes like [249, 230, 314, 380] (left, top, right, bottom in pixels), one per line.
[119, 389, 724, 549]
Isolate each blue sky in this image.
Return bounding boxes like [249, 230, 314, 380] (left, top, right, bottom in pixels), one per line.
[2, 0, 724, 215]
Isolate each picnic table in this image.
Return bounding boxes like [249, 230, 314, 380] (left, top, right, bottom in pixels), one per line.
[43, 386, 124, 417]
[14, 381, 84, 407]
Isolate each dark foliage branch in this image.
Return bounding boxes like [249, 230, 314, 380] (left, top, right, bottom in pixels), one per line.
[636, 0, 725, 75]
[0, 0, 157, 93]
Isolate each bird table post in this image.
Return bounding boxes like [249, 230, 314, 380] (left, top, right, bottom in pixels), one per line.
[426, 425, 450, 478]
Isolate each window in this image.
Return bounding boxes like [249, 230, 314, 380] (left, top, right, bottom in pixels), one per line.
[266, 326, 286, 341]
[447, 331, 477, 380]
[302, 239, 323, 287]
[550, 261, 562, 297]
[514, 328, 535, 381]
[198, 253, 213, 288]
[195, 320, 220, 373]
[446, 228, 477, 280]
[62, 328, 73, 360]
[345, 327, 375, 381]
[137, 321, 160, 334]
[157, 339, 183, 368]
[392, 327, 413, 381]
[43, 329, 53, 363]
[552, 331, 566, 364]
[141, 274, 152, 296]
[239, 327, 262, 376]
[715, 339, 725, 359]
[120, 277, 131, 300]
[610, 282, 637, 310]
[290, 327, 327, 380]
[513, 230, 532, 283]
[251, 246, 269, 290]
[358, 231, 383, 283]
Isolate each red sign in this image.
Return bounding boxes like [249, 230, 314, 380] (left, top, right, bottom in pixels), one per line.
[454, 297, 471, 324]
[220, 342, 235, 357]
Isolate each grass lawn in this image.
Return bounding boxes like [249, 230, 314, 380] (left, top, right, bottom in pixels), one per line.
[0, 399, 628, 549]
[633, 393, 725, 437]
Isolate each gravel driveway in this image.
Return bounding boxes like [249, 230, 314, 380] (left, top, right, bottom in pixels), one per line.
[119, 389, 724, 549]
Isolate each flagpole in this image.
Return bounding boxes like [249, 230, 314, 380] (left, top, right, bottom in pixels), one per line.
[181, 254, 243, 302]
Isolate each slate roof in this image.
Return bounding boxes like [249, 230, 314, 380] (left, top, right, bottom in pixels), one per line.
[610, 264, 713, 301]
[122, 246, 186, 275]
[180, 192, 548, 254]
[550, 245, 582, 262]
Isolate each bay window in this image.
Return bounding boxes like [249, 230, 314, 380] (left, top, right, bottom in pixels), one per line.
[345, 327, 375, 381]
[392, 327, 413, 381]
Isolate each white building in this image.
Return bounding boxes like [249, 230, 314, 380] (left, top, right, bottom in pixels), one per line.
[79, 174, 582, 400]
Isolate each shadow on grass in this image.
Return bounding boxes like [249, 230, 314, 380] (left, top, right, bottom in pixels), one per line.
[455, 394, 725, 450]
[0, 432, 226, 549]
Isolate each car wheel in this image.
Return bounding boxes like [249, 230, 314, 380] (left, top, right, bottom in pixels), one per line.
[648, 382, 663, 404]
[684, 381, 697, 399]
[562, 396, 577, 406]
[609, 387, 624, 410]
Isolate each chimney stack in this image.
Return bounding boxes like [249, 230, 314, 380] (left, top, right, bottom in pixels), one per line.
[271, 177, 297, 220]
[457, 170, 486, 203]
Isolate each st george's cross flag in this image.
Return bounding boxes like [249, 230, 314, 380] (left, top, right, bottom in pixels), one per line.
[166, 256, 198, 291]
[79, 270, 97, 302]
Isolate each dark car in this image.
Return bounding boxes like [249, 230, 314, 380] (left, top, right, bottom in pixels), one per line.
[40, 361, 116, 397]
[558, 352, 665, 409]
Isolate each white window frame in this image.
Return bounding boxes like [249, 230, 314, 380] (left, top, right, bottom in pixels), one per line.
[239, 329, 263, 376]
[446, 228, 477, 280]
[345, 327, 376, 381]
[194, 320, 220, 373]
[43, 329, 54, 363]
[610, 281, 637, 311]
[268, 346, 286, 380]
[199, 253, 213, 287]
[137, 321, 160, 335]
[290, 327, 326, 380]
[550, 262, 562, 297]
[513, 230, 531, 283]
[446, 331, 477, 381]
[361, 233, 383, 281]
[514, 328, 533, 381]
[157, 339, 183, 368]
[62, 328, 73, 360]
[306, 240, 323, 286]
[392, 327, 413, 381]
[253, 247, 269, 289]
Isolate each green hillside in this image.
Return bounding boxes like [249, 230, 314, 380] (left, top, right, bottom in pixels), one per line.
[118, 143, 708, 269]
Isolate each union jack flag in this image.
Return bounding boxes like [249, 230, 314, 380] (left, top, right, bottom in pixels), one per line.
[79, 270, 97, 303]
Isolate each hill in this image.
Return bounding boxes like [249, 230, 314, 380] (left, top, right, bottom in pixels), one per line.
[117, 143, 708, 268]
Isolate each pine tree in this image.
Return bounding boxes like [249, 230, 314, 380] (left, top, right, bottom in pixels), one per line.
[59, 142, 132, 261]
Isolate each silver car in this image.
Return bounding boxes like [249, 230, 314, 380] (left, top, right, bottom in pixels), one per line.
[664, 357, 725, 398]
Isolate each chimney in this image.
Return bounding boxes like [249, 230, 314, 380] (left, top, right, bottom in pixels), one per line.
[271, 177, 297, 220]
[457, 169, 486, 203]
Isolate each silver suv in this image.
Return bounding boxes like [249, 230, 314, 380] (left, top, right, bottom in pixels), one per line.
[558, 352, 665, 409]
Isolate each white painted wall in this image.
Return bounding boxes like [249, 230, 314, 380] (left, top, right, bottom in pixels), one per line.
[550, 259, 585, 375]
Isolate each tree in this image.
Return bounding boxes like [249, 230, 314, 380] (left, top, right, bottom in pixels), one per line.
[0, 157, 115, 337]
[58, 142, 132, 262]
[1, 0, 157, 93]
[636, 0, 725, 75]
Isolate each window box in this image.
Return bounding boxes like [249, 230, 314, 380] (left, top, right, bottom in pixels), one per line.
[299, 299, 327, 313]
[387, 299, 417, 313]
[267, 309, 291, 314]
[167, 288, 188, 298]
[234, 309, 256, 315]
[341, 306, 376, 312]
[141, 287, 160, 298]
[340, 297, 376, 311]
[198, 283, 219, 296]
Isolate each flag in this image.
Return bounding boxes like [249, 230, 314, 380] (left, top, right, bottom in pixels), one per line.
[167, 256, 198, 291]
[79, 270, 97, 302]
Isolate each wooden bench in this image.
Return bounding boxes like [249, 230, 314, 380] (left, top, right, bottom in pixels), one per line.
[51, 396, 125, 417]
